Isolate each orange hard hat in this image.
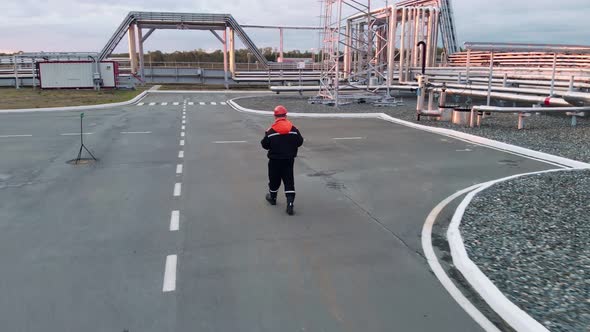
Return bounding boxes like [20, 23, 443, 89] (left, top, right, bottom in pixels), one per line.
[274, 105, 288, 116]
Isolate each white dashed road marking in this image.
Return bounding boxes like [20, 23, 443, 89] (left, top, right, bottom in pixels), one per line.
[211, 102, 217, 105]
[181, 125, 185, 130]
[173, 183, 182, 196]
[121, 131, 152, 134]
[180, 140, 185, 146]
[163, 255, 177, 292]
[182, 120, 186, 124]
[213, 140, 247, 144]
[333, 137, 365, 140]
[181, 132, 185, 137]
[220, 102, 227, 105]
[173, 102, 180, 106]
[137, 102, 145, 106]
[170, 211, 180, 231]
[60, 133, 93, 136]
[199, 102, 206, 105]
[0, 134, 33, 138]
[188, 102, 194, 105]
[161, 102, 168, 106]
[149, 102, 156, 106]
[178, 151, 184, 158]
[176, 164, 183, 174]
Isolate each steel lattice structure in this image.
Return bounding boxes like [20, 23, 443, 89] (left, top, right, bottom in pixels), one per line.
[313, 0, 459, 106]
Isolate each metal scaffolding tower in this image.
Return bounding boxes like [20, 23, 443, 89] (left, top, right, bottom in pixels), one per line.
[314, 0, 383, 106]
[312, 0, 458, 106]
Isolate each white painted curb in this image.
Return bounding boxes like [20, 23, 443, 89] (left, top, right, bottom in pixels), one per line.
[447, 168, 588, 332]
[422, 184, 502, 332]
[150, 90, 271, 94]
[0, 88, 269, 114]
[0, 90, 150, 114]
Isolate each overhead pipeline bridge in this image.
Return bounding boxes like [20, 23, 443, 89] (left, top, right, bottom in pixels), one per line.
[99, 11, 268, 65]
[99, 11, 287, 80]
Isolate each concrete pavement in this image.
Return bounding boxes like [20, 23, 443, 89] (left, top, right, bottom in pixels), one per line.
[0, 93, 552, 331]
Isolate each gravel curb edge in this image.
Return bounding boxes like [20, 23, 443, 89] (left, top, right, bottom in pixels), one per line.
[447, 169, 582, 332]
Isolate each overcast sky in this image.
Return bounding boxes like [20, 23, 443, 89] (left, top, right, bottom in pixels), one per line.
[1, 0, 589, 54]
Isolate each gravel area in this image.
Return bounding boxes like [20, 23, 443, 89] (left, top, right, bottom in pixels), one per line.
[461, 170, 590, 332]
[236, 94, 590, 163]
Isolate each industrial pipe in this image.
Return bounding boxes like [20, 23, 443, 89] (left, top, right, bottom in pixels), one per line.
[417, 41, 427, 75]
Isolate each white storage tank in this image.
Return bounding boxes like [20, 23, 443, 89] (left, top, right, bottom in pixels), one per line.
[38, 61, 117, 89]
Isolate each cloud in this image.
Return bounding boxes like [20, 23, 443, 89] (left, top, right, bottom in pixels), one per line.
[1, 0, 587, 53]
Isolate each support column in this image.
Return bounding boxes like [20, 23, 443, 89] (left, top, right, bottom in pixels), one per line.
[223, 28, 229, 89]
[376, 29, 383, 69]
[550, 53, 557, 97]
[229, 28, 235, 75]
[412, 8, 421, 68]
[387, 6, 397, 85]
[137, 26, 145, 82]
[425, 9, 433, 68]
[344, 20, 352, 79]
[487, 52, 494, 106]
[279, 28, 284, 63]
[433, 8, 439, 66]
[398, 7, 406, 83]
[14, 55, 19, 89]
[128, 23, 138, 74]
[404, 8, 416, 82]
[466, 48, 471, 83]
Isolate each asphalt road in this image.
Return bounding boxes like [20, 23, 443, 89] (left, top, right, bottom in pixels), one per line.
[0, 93, 552, 332]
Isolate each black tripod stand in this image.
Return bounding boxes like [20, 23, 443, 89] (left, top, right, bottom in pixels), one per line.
[75, 112, 97, 164]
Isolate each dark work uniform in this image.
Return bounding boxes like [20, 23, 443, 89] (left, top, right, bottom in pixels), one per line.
[260, 118, 304, 202]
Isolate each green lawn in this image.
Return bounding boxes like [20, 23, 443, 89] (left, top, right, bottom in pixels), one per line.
[0, 87, 146, 109]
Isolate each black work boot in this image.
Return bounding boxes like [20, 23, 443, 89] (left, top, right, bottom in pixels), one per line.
[265, 192, 277, 205]
[286, 196, 295, 215]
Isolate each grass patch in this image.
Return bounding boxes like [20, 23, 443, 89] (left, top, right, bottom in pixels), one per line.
[0, 87, 146, 109]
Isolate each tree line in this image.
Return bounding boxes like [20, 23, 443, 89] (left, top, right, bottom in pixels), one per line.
[113, 48, 315, 63]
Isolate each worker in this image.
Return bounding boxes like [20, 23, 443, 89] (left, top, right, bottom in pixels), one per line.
[261, 105, 304, 215]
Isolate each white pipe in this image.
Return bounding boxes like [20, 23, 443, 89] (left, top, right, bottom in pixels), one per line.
[465, 50, 471, 84]
[550, 53, 557, 96]
[344, 20, 351, 78]
[127, 23, 138, 74]
[487, 51, 494, 106]
[432, 8, 439, 66]
[412, 8, 421, 67]
[137, 27, 145, 82]
[438, 88, 447, 111]
[13, 55, 19, 89]
[473, 105, 590, 113]
[425, 9, 433, 67]
[409, 8, 415, 68]
[387, 6, 397, 85]
[436, 88, 572, 106]
[399, 7, 407, 83]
